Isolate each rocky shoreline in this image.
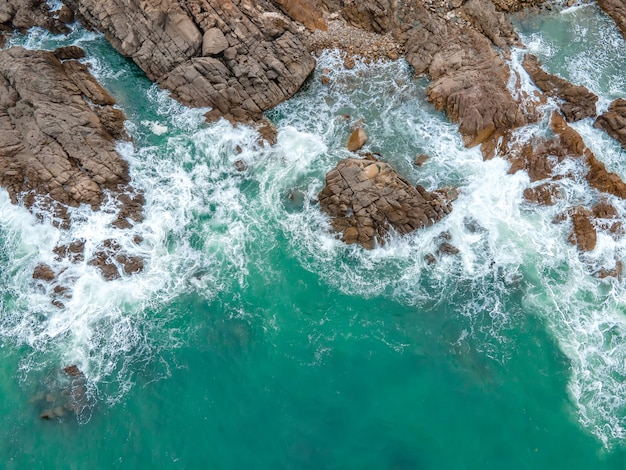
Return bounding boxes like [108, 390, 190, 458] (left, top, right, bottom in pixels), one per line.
[1, 0, 626, 276]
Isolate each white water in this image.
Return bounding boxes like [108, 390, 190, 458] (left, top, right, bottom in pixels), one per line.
[2, 5, 626, 446]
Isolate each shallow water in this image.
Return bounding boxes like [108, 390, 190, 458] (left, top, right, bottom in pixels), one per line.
[2, 3, 626, 468]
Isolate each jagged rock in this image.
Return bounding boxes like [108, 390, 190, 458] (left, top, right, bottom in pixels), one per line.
[0, 0, 68, 34]
[53, 45, 85, 61]
[234, 160, 248, 172]
[273, 0, 327, 31]
[0, 48, 134, 223]
[64, 0, 316, 124]
[89, 239, 143, 280]
[594, 98, 626, 149]
[63, 365, 84, 377]
[341, 0, 397, 33]
[568, 207, 597, 252]
[462, 0, 519, 49]
[33, 264, 55, 282]
[344, 55, 356, 69]
[598, 0, 626, 40]
[318, 158, 453, 249]
[403, 4, 525, 148]
[53, 240, 86, 263]
[347, 128, 367, 151]
[438, 242, 460, 255]
[522, 54, 598, 122]
[523, 183, 559, 205]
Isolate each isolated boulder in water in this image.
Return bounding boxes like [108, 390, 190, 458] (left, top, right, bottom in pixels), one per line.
[318, 158, 454, 249]
[347, 128, 367, 152]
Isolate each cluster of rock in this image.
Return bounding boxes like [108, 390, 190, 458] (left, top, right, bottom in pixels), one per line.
[318, 157, 454, 249]
[32, 365, 91, 421]
[0, 46, 145, 292]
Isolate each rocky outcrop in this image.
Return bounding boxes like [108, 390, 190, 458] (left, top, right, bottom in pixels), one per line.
[594, 98, 626, 149]
[598, 0, 626, 40]
[0, 47, 145, 287]
[318, 158, 454, 249]
[0, 47, 139, 221]
[402, 4, 525, 148]
[0, 0, 69, 37]
[341, 0, 397, 34]
[568, 206, 597, 252]
[63, 0, 317, 125]
[522, 54, 598, 122]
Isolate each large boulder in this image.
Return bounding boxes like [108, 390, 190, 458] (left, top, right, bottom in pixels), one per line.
[63, 0, 316, 124]
[522, 54, 597, 122]
[318, 158, 454, 249]
[594, 98, 626, 149]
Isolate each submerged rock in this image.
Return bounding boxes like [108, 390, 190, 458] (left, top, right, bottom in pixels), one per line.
[318, 158, 453, 249]
[594, 98, 626, 150]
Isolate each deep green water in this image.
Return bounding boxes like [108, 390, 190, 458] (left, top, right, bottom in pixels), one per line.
[2, 3, 626, 468]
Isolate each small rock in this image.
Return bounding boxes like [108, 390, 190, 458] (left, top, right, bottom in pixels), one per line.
[347, 128, 367, 152]
[46, 393, 55, 403]
[414, 154, 429, 167]
[344, 56, 356, 69]
[57, 5, 74, 24]
[234, 160, 248, 172]
[33, 264, 55, 282]
[424, 253, 437, 265]
[438, 242, 460, 255]
[321, 75, 330, 85]
[53, 406, 66, 417]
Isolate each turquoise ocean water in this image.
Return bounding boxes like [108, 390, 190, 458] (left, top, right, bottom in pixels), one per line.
[2, 3, 626, 468]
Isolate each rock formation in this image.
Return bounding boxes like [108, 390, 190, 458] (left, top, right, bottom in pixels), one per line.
[318, 157, 454, 249]
[0, 47, 145, 285]
[0, 0, 69, 46]
[401, 2, 526, 148]
[63, 0, 317, 126]
[522, 54, 597, 122]
[594, 98, 626, 149]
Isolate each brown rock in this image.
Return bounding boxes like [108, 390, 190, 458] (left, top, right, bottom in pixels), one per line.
[53, 46, 85, 61]
[568, 207, 597, 252]
[0, 0, 68, 35]
[522, 54, 598, 122]
[202, 28, 229, 56]
[57, 5, 74, 24]
[321, 75, 330, 85]
[344, 55, 356, 69]
[594, 98, 626, 149]
[234, 160, 248, 172]
[341, 0, 397, 33]
[438, 242, 460, 255]
[63, 365, 84, 377]
[523, 183, 559, 206]
[318, 158, 453, 249]
[0, 55, 134, 223]
[347, 128, 367, 152]
[273, 0, 327, 31]
[33, 264, 55, 282]
[414, 154, 429, 167]
[404, 4, 525, 148]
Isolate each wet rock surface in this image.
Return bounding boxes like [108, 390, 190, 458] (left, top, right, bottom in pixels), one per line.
[594, 98, 626, 149]
[318, 158, 454, 249]
[63, 0, 317, 125]
[522, 54, 598, 122]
